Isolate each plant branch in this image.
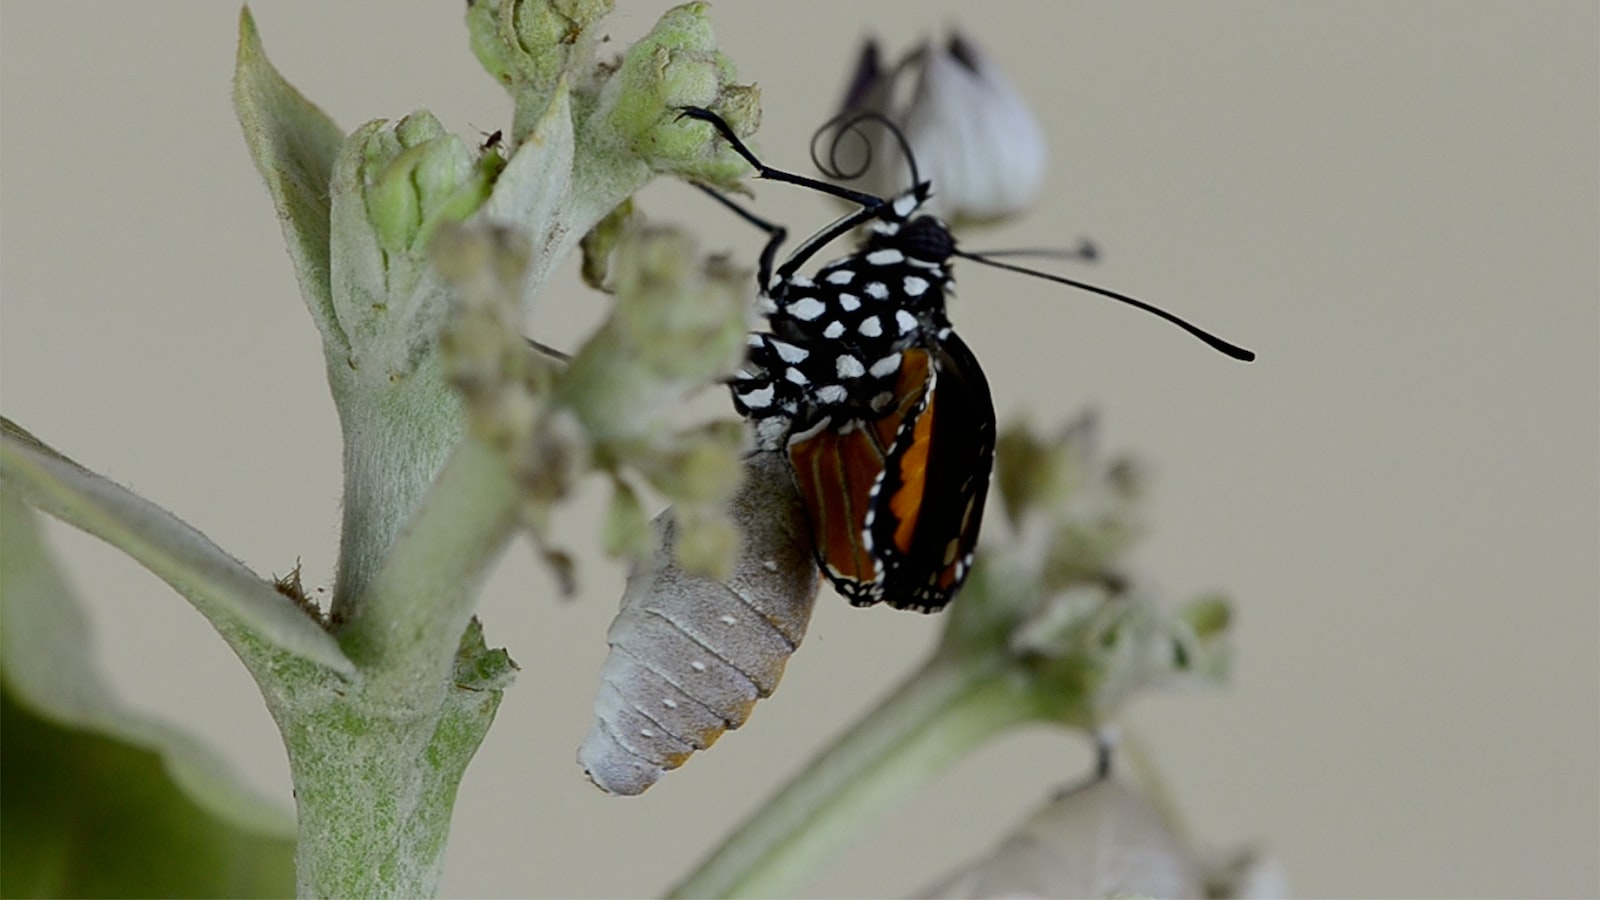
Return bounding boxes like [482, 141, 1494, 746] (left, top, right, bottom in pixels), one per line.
[0, 416, 353, 677]
[668, 652, 1040, 899]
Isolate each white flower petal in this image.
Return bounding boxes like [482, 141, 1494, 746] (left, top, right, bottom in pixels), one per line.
[902, 33, 1046, 222]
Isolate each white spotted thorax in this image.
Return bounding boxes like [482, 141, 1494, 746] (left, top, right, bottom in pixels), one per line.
[731, 186, 957, 448]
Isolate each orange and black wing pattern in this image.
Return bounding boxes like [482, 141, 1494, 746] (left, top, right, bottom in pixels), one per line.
[867, 333, 995, 611]
[786, 338, 994, 612]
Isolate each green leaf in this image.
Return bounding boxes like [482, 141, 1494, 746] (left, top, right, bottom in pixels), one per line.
[0, 417, 354, 676]
[0, 493, 295, 898]
[476, 80, 577, 303]
[233, 6, 348, 358]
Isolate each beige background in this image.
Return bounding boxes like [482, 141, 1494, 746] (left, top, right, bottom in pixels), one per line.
[2, 2, 1596, 897]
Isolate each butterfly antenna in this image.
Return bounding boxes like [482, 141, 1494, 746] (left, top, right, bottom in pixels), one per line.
[962, 239, 1100, 264]
[956, 250, 1255, 362]
[809, 109, 923, 191]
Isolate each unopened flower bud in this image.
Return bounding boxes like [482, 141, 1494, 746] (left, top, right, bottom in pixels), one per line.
[602, 3, 759, 187]
[834, 32, 1046, 223]
[466, 0, 614, 98]
[921, 777, 1205, 899]
[554, 224, 748, 442]
[364, 112, 494, 255]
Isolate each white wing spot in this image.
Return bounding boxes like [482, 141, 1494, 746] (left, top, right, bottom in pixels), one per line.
[771, 340, 808, 363]
[836, 355, 866, 378]
[865, 282, 889, 300]
[816, 384, 848, 404]
[858, 316, 883, 337]
[892, 193, 919, 217]
[785, 367, 809, 385]
[823, 320, 846, 338]
[903, 275, 930, 297]
[895, 310, 918, 334]
[787, 297, 826, 321]
[867, 248, 905, 266]
[869, 354, 902, 378]
[826, 268, 856, 285]
[838, 293, 861, 311]
[870, 390, 895, 410]
[737, 384, 775, 409]
[789, 275, 815, 288]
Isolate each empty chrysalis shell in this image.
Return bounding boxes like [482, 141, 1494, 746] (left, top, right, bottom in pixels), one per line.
[579, 451, 821, 795]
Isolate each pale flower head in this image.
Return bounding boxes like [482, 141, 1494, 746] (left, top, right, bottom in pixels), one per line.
[832, 31, 1047, 224]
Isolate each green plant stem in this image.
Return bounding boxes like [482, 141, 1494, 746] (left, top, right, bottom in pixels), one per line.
[668, 652, 1040, 899]
[1118, 723, 1201, 855]
[335, 433, 518, 702]
[329, 357, 465, 612]
[272, 648, 503, 900]
[269, 434, 519, 898]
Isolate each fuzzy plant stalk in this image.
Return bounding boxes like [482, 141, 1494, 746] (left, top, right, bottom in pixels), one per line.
[229, 3, 759, 893]
[4, 2, 758, 896]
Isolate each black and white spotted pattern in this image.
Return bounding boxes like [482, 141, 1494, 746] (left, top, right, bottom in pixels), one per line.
[731, 191, 957, 449]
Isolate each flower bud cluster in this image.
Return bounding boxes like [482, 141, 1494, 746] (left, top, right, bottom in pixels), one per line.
[467, 1, 758, 189]
[466, 0, 614, 102]
[433, 219, 750, 586]
[595, 3, 761, 189]
[238, 0, 770, 595]
[944, 413, 1233, 727]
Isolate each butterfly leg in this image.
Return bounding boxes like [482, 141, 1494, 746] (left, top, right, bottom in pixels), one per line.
[691, 183, 788, 293]
[679, 107, 903, 283]
[677, 107, 886, 211]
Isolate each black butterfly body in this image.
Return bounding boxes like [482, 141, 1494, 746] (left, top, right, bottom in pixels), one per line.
[729, 186, 994, 612]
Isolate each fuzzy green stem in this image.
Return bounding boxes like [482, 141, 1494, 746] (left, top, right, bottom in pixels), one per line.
[329, 358, 465, 612]
[274, 644, 503, 899]
[335, 434, 518, 701]
[668, 653, 1040, 899]
[259, 433, 520, 898]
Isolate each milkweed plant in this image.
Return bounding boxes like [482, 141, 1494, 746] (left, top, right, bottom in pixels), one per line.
[0, 2, 1274, 897]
